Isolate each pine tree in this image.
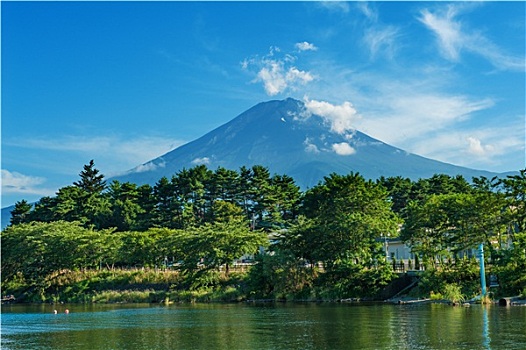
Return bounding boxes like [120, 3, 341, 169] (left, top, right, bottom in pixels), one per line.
[73, 160, 106, 194]
[9, 200, 32, 225]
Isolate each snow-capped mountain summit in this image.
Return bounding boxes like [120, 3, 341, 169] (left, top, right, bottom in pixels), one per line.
[113, 98, 505, 187]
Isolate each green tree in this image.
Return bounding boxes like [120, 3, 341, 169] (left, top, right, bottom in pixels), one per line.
[52, 186, 88, 223]
[28, 196, 57, 222]
[301, 173, 400, 270]
[1, 221, 109, 299]
[133, 184, 155, 231]
[377, 176, 415, 216]
[500, 169, 526, 233]
[178, 222, 267, 276]
[9, 200, 32, 225]
[211, 200, 245, 223]
[268, 174, 301, 224]
[401, 191, 507, 267]
[152, 177, 178, 228]
[494, 232, 526, 295]
[119, 229, 166, 268]
[106, 181, 145, 231]
[73, 159, 106, 194]
[186, 165, 213, 225]
[248, 165, 272, 228]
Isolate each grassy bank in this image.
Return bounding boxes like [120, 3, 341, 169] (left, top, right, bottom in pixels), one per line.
[4, 266, 521, 305]
[3, 268, 249, 304]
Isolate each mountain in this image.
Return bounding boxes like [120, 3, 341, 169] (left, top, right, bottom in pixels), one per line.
[1, 205, 14, 230]
[113, 98, 508, 188]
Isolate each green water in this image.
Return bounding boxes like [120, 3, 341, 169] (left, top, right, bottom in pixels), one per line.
[1, 303, 525, 349]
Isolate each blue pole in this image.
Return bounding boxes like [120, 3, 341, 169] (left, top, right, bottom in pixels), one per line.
[479, 243, 487, 297]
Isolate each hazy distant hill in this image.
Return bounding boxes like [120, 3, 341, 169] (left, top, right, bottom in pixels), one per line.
[1, 205, 15, 230]
[113, 98, 508, 187]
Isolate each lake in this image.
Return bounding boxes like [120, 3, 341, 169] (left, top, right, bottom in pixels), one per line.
[1, 302, 525, 349]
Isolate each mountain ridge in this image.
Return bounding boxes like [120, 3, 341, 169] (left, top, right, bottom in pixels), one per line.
[112, 98, 511, 188]
[0, 98, 518, 230]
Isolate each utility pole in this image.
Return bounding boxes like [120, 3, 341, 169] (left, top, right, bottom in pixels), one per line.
[479, 243, 487, 298]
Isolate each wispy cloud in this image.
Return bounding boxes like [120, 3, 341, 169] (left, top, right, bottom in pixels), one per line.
[318, 1, 350, 14]
[356, 2, 401, 60]
[130, 160, 166, 174]
[1, 169, 54, 197]
[5, 134, 184, 178]
[356, 2, 378, 22]
[8, 135, 183, 166]
[359, 90, 495, 146]
[419, 4, 525, 71]
[363, 26, 400, 60]
[411, 120, 525, 170]
[242, 46, 316, 96]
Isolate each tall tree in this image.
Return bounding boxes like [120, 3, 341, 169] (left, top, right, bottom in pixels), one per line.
[187, 165, 212, 225]
[301, 172, 400, 269]
[401, 191, 507, 266]
[73, 160, 106, 194]
[500, 169, 526, 234]
[9, 200, 32, 225]
[70, 160, 110, 228]
[377, 176, 413, 216]
[248, 165, 272, 228]
[106, 181, 144, 231]
[267, 174, 301, 224]
[152, 176, 179, 229]
[237, 166, 253, 219]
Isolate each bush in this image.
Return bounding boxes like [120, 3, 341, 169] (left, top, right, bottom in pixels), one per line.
[442, 283, 465, 304]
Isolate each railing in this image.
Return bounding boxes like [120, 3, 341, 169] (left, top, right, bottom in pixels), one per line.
[392, 262, 405, 272]
[391, 261, 425, 272]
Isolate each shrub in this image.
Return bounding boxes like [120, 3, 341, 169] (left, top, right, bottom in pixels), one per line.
[442, 283, 465, 304]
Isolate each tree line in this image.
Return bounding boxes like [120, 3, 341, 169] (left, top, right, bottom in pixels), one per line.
[3, 161, 525, 300]
[9, 161, 301, 231]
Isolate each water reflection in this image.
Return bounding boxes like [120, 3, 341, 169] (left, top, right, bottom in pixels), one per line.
[483, 306, 491, 350]
[2, 303, 525, 350]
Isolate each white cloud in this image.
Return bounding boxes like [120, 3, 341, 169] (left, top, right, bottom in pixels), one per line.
[131, 160, 166, 174]
[257, 62, 288, 96]
[256, 60, 314, 96]
[1, 169, 53, 196]
[286, 67, 314, 84]
[243, 47, 316, 96]
[303, 98, 360, 134]
[303, 138, 320, 153]
[332, 142, 356, 156]
[467, 136, 494, 156]
[419, 4, 525, 71]
[191, 157, 210, 165]
[295, 41, 318, 52]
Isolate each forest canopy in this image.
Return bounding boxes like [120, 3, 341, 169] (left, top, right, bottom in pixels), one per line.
[3, 161, 525, 301]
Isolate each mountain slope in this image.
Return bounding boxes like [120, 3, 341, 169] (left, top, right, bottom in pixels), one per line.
[113, 98, 508, 188]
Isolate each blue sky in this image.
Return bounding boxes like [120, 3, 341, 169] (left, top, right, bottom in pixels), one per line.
[2, 1, 525, 207]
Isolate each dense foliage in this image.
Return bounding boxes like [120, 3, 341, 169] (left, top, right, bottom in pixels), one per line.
[2, 161, 525, 302]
